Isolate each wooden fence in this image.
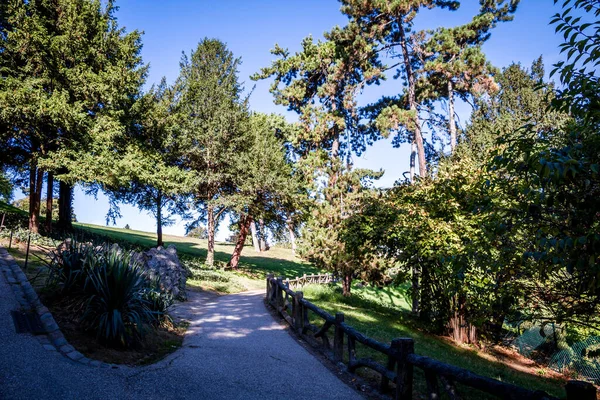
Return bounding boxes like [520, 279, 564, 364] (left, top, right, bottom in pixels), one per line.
[266, 275, 597, 400]
[282, 273, 337, 289]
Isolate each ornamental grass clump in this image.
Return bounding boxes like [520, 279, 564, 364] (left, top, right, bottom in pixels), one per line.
[48, 242, 172, 348]
[82, 248, 155, 347]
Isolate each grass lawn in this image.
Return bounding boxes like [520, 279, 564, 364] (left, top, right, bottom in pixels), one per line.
[302, 284, 567, 399]
[74, 222, 318, 279]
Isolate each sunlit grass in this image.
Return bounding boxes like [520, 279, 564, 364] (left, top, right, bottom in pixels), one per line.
[302, 284, 566, 399]
[74, 222, 318, 279]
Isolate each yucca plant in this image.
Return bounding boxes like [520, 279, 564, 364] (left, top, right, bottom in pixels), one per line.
[82, 248, 153, 347]
[47, 239, 101, 294]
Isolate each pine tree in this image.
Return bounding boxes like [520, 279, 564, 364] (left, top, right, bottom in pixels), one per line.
[176, 38, 248, 267]
[106, 79, 191, 247]
[254, 25, 383, 295]
[0, 0, 146, 233]
[226, 113, 304, 268]
[418, 0, 518, 152]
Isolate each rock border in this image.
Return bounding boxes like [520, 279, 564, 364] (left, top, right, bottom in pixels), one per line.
[0, 247, 119, 369]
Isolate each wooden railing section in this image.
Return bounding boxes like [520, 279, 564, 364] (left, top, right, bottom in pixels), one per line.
[266, 275, 597, 400]
[282, 273, 337, 289]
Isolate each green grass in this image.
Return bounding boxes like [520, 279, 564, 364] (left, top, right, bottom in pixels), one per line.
[0, 201, 27, 215]
[74, 222, 317, 279]
[302, 284, 566, 399]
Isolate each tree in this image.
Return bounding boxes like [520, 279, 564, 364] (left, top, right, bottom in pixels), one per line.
[0, 0, 146, 234]
[105, 79, 191, 247]
[418, 0, 518, 152]
[225, 113, 303, 269]
[186, 225, 208, 240]
[176, 38, 249, 267]
[0, 170, 12, 202]
[254, 20, 383, 295]
[491, 0, 600, 328]
[340, 0, 462, 180]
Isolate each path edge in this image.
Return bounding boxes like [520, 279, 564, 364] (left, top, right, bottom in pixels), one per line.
[0, 247, 118, 369]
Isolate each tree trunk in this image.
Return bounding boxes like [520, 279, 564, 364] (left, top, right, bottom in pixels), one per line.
[411, 264, 420, 315]
[287, 219, 296, 255]
[342, 273, 352, 297]
[156, 191, 163, 247]
[58, 179, 73, 231]
[45, 172, 54, 233]
[250, 220, 260, 253]
[448, 295, 477, 345]
[228, 215, 251, 269]
[409, 141, 416, 183]
[448, 79, 457, 153]
[206, 204, 215, 266]
[28, 165, 43, 234]
[399, 26, 427, 177]
[258, 218, 269, 251]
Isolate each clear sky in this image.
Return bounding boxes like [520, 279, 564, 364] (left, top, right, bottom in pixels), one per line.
[19, 0, 567, 239]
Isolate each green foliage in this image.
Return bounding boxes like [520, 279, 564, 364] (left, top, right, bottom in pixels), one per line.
[0, 0, 146, 232]
[176, 38, 249, 265]
[0, 171, 12, 202]
[82, 248, 154, 347]
[489, 0, 600, 327]
[46, 241, 171, 347]
[186, 225, 208, 240]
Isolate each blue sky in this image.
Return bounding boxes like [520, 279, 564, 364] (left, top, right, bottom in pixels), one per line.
[19, 0, 567, 238]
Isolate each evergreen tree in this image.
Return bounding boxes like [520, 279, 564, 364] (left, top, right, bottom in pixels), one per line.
[0, 0, 146, 233]
[418, 0, 518, 152]
[106, 79, 191, 247]
[254, 20, 384, 295]
[176, 38, 248, 267]
[226, 113, 304, 268]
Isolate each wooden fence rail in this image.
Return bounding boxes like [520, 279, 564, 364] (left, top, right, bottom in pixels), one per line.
[282, 273, 337, 289]
[266, 275, 597, 400]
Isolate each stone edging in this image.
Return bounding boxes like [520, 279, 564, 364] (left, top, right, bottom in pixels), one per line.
[0, 247, 119, 369]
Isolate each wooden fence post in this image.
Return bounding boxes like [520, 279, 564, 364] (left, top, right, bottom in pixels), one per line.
[565, 380, 596, 400]
[276, 277, 283, 311]
[394, 338, 414, 400]
[266, 274, 274, 304]
[334, 312, 344, 363]
[293, 291, 304, 332]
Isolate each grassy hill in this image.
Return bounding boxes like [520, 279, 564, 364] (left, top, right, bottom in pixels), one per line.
[74, 222, 317, 279]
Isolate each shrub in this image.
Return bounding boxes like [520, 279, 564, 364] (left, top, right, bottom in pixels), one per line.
[82, 248, 155, 347]
[47, 239, 100, 294]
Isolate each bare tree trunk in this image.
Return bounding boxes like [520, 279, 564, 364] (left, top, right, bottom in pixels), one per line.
[448, 295, 477, 345]
[156, 191, 163, 247]
[206, 204, 215, 266]
[228, 214, 251, 269]
[409, 141, 416, 183]
[58, 179, 73, 231]
[287, 219, 296, 255]
[250, 220, 260, 253]
[399, 26, 427, 177]
[28, 165, 43, 234]
[45, 172, 53, 233]
[448, 79, 457, 153]
[342, 273, 352, 297]
[258, 218, 269, 251]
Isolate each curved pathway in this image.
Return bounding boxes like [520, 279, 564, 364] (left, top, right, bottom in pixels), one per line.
[0, 251, 362, 400]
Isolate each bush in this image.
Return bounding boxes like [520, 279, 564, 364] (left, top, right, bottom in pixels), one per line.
[82, 248, 154, 347]
[48, 242, 172, 348]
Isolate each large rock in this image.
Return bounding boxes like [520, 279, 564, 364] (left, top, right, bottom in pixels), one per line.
[132, 245, 187, 301]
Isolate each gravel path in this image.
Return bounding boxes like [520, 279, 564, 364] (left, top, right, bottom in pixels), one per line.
[0, 260, 362, 400]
